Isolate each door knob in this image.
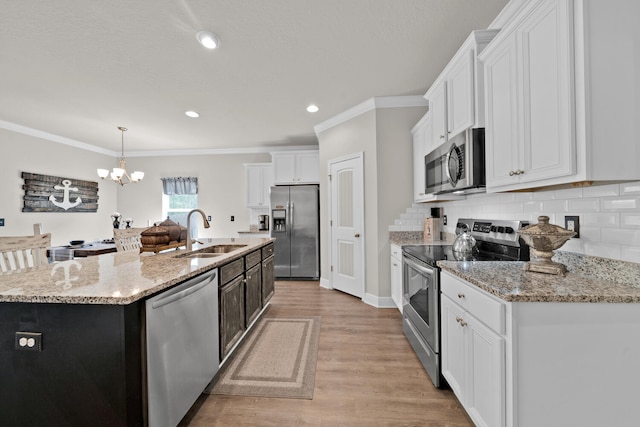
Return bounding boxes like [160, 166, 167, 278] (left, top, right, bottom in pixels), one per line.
[354, 233, 360, 238]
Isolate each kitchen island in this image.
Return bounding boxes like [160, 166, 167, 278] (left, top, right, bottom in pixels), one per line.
[0, 237, 274, 427]
[437, 256, 640, 427]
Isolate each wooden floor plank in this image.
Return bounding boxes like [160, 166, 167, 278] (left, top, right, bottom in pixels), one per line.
[179, 281, 472, 426]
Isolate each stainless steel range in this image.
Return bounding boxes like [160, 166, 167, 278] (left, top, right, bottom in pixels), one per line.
[402, 218, 530, 388]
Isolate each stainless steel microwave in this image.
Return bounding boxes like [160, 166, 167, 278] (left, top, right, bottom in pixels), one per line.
[424, 128, 486, 195]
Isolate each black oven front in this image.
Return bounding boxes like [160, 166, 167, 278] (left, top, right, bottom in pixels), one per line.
[402, 251, 443, 388]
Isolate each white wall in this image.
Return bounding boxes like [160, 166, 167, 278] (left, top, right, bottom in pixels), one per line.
[116, 153, 271, 238]
[0, 129, 117, 246]
[1, 127, 272, 246]
[317, 102, 426, 302]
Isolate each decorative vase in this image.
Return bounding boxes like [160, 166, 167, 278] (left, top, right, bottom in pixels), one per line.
[518, 215, 576, 275]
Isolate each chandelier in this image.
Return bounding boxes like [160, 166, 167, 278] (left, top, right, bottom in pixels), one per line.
[97, 126, 144, 186]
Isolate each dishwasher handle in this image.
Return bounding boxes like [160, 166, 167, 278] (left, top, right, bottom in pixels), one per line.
[151, 270, 217, 309]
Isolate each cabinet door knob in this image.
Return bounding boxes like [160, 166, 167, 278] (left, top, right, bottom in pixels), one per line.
[455, 316, 467, 327]
[354, 233, 361, 238]
[439, 134, 445, 139]
[457, 293, 465, 299]
[509, 170, 516, 176]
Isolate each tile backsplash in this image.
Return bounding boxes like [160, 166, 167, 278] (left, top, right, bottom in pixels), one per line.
[389, 181, 640, 263]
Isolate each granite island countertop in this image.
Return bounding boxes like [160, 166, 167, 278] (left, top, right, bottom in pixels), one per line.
[0, 237, 274, 305]
[438, 260, 640, 303]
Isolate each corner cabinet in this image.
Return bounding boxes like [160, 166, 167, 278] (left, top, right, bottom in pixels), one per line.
[245, 163, 273, 208]
[271, 151, 319, 185]
[480, 0, 640, 192]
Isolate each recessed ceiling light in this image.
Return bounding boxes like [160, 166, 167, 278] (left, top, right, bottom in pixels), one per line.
[306, 104, 319, 113]
[185, 111, 200, 118]
[196, 31, 220, 49]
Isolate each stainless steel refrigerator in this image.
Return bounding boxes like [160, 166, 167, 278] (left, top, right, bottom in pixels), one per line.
[270, 185, 319, 279]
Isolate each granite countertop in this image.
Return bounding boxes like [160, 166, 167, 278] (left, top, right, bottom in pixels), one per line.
[438, 260, 640, 304]
[0, 237, 274, 305]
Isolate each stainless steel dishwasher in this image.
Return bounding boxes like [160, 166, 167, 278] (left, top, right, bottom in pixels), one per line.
[146, 269, 219, 427]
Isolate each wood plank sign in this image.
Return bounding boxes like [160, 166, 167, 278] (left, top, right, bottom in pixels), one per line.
[22, 172, 99, 213]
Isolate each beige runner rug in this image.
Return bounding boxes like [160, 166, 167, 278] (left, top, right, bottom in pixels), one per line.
[207, 317, 321, 399]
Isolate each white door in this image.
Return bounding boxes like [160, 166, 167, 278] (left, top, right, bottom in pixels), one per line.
[329, 154, 364, 298]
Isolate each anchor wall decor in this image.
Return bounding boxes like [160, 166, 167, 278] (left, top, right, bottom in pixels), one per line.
[22, 172, 99, 213]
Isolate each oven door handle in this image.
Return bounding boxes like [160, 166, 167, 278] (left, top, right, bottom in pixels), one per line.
[403, 253, 435, 276]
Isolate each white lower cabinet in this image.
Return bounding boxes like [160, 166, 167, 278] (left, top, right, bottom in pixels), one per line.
[389, 244, 403, 312]
[441, 282, 505, 427]
[441, 270, 640, 427]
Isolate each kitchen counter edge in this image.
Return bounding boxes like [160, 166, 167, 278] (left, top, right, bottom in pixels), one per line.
[0, 238, 274, 305]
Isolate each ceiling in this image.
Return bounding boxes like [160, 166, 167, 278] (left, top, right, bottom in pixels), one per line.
[0, 0, 509, 156]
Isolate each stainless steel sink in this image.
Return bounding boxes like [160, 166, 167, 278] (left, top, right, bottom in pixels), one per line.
[174, 244, 247, 259]
[178, 253, 224, 259]
[197, 244, 247, 254]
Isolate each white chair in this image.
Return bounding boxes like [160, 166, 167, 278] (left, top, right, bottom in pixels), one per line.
[113, 227, 145, 252]
[0, 233, 52, 272]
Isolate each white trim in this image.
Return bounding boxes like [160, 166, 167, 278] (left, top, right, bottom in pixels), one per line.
[0, 120, 319, 157]
[0, 120, 115, 156]
[319, 277, 332, 289]
[363, 293, 396, 309]
[128, 145, 318, 158]
[314, 95, 428, 136]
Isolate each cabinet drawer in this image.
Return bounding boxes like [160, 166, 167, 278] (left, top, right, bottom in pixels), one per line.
[245, 249, 262, 269]
[220, 258, 244, 285]
[261, 243, 274, 259]
[441, 273, 505, 334]
[390, 244, 401, 259]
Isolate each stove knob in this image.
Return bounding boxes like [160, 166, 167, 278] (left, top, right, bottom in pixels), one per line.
[505, 227, 515, 234]
[497, 226, 505, 233]
[490, 226, 497, 232]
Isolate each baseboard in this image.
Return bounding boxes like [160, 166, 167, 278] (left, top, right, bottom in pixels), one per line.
[319, 277, 332, 289]
[363, 293, 396, 309]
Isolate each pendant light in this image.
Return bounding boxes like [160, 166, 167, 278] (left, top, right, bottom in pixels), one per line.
[97, 126, 144, 186]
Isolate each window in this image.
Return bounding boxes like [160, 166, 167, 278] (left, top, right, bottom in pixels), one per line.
[162, 194, 198, 230]
[161, 177, 199, 237]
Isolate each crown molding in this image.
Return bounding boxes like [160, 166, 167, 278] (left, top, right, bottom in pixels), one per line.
[0, 120, 116, 156]
[313, 95, 428, 136]
[0, 120, 318, 157]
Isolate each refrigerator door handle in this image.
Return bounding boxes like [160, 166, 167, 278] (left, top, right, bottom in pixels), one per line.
[289, 202, 294, 237]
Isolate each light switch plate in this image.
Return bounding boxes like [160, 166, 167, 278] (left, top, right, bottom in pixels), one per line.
[0, 218, 4, 226]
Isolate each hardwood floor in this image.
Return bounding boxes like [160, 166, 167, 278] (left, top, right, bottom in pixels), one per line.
[179, 281, 472, 427]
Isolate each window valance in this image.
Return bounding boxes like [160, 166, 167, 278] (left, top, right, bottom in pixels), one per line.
[161, 177, 198, 195]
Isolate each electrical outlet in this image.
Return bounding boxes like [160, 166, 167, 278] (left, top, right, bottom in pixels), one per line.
[230, 215, 235, 222]
[443, 215, 447, 226]
[565, 215, 580, 238]
[15, 332, 42, 351]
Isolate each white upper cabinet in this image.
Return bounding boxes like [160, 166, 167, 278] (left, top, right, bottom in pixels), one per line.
[428, 81, 448, 146]
[446, 49, 475, 139]
[245, 163, 273, 208]
[480, 0, 640, 192]
[482, 0, 574, 191]
[412, 112, 431, 202]
[424, 30, 499, 149]
[271, 151, 319, 185]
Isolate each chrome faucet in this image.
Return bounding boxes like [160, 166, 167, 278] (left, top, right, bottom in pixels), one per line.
[186, 209, 210, 251]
